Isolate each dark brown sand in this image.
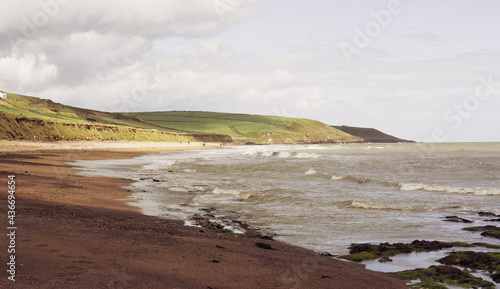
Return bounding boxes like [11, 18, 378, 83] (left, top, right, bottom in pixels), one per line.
[0, 143, 408, 288]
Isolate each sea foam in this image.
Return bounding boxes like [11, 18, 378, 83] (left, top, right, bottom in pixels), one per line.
[350, 201, 419, 211]
[211, 187, 254, 200]
[398, 182, 500, 196]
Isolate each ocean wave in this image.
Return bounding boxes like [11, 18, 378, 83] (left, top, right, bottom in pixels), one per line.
[261, 151, 278, 157]
[398, 182, 500, 196]
[277, 151, 292, 158]
[211, 187, 254, 200]
[188, 188, 255, 207]
[331, 174, 370, 184]
[331, 175, 346, 180]
[295, 152, 322, 159]
[349, 201, 420, 211]
[305, 169, 318, 175]
[363, 146, 386, 150]
[241, 149, 321, 159]
[241, 148, 260, 156]
[141, 160, 176, 170]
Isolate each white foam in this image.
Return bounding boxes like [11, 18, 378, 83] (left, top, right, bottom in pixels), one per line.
[295, 153, 321, 159]
[331, 175, 346, 180]
[261, 150, 277, 157]
[350, 201, 415, 211]
[241, 148, 260, 156]
[399, 182, 500, 196]
[211, 187, 254, 200]
[277, 151, 292, 158]
[184, 220, 201, 227]
[331, 174, 369, 183]
[142, 160, 176, 170]
[168, 187, 190, 192]
[304, 169, 318, 175]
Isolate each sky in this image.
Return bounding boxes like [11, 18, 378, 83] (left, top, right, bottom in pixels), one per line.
[1, 0, 499, 142]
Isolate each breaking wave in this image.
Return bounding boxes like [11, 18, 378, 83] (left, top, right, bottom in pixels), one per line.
[349, 201, 424, 211]
[331, 174, 370, 184]
[241, 149, 321, 159]
[305, 169, 318, 175]
[189, 188, 255, 207]
[295, 152, 322, 159]
[211, 187, 255, 200]
[398, 182, 500, 196]
[142, 160, 176, 170]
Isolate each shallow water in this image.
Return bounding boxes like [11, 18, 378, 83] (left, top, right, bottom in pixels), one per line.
[71, 142, 500, 256]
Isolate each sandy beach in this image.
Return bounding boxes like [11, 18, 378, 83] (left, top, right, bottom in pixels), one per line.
[0, 141, 408, 288]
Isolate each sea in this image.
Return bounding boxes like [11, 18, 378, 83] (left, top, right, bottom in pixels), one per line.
[72, 142, 500, 272]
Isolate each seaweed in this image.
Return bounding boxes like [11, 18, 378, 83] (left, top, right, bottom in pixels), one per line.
[339, 240, 453, 262]
[389, 265, 495, 289]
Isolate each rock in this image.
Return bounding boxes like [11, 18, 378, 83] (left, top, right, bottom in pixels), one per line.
[464, 226, 500, 240]
[389, 265, 495, 288]
[200, 207, 216, 213]
[478, 211, 500, 217]
[485, 218, 500, 222]
[438, 251, 500, 271]
[393, 243, 413, 253]
[320, 252, 334, 257]
[255, 242, 274, 250]
[442, 216, 473, 223]
[481, 230, 500, 240]
[411, 240, 453, 251]
[349, 243, 376, 254]
[378, 256, 393, 263]
[491, 273, 500, 283]
[342, 240, 453, 263]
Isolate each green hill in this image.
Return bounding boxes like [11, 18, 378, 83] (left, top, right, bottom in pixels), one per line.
[0, 92, 362, 144]
[124, 111, 361, 144]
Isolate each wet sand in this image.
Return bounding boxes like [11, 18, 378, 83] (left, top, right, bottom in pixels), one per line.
[0, 141, 408, 288]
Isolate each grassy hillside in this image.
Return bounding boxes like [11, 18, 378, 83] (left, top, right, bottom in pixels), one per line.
[0, 93, 231, 142]
[125, 111, 362, 143]
[332, 125, 414, 143]
[0, 92, 362, 143]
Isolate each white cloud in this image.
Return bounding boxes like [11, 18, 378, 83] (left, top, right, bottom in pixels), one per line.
[272, 70, 292, 83]
[0, 0, 257, 93]
[0, 53, 57, 90]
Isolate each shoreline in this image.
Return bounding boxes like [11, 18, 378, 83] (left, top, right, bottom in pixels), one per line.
[0, 141, 408, 288]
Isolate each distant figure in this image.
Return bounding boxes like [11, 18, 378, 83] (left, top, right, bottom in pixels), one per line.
[202, 142, 206, 147]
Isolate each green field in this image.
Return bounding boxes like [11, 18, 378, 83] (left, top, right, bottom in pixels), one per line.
[123, 111, 361, 143]
[0, 92, 363, 143]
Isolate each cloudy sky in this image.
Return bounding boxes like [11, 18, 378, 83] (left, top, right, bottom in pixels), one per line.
[1, 0, 499, 142]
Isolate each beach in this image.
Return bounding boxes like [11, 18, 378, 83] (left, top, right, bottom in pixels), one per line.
[0, 141, 408, 289]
